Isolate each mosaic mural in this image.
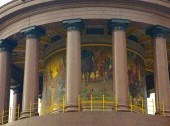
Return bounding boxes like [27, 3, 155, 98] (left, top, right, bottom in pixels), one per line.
[127, 51, 147, 106]
[81, 47, 113, 99]
[42, 51, 66, 109]
[42, 46, 146, 109]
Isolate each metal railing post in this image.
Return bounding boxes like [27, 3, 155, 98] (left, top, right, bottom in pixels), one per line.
[152, 99, 155, 115]
[78, 95, 81, 112]
[162, 101, 165, 116]
[115, 95, 117, 112]
[156, 101, 159, 113]
[50, 97, 52, 113]
[2, 109, 4, 125]
[9, 107, 11, 122]
[141, 97, 144, 113]
[102, 94, 105, 111]
[30, 101, 32, 118]
[90, 95, 93, 111]
[62, 96, 65, 113]
[130, 96, 132, 112]
[17, 104, 20, 120]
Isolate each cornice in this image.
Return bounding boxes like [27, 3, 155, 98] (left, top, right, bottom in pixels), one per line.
[1, 0, 170, 14]
[140, 0, 170, 8]
[0, 0, 170, 32]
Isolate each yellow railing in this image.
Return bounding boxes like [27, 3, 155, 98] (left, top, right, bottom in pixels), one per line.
[0, 95, 166, 125]
[0, 105, 20, 125]
[80, 95, 116, 111]
[129, 96, 165, 116]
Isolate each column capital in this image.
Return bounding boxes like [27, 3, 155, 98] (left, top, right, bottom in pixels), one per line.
[108, 19, 130, 32]
[0, 39, 17, 53]
[146, 25, 170, 38]
[63, 18, 84, 31]
[10, 84, 23, 94]
[20, 26, 46, 38]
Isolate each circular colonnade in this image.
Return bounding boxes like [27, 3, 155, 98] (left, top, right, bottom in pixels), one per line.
[0, 0, 170, 126]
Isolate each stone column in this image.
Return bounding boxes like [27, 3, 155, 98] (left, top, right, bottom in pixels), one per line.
[108, 19, 130, 111]
[20, 26, 45, 118]
[0, 39, 17, 124]
[10, 85, 22, 121]
[146, 25, 170, 116]
[63, 19, 84, 112]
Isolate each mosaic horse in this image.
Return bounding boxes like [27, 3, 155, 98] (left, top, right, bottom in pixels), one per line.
[81, 49, 96, 83]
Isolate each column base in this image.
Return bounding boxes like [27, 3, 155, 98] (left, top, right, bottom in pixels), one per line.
[116, 104, 130, 112]
[20, 111, 39, 119]
[65, 105, 79, 112]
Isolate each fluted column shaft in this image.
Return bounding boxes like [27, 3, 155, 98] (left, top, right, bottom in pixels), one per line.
[0, 39, 17, 124]
[109, 19, 130, 111]
[63, 19, 84, 112]
[147, 26, 170, 116]
[20, 26, 45, 118]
